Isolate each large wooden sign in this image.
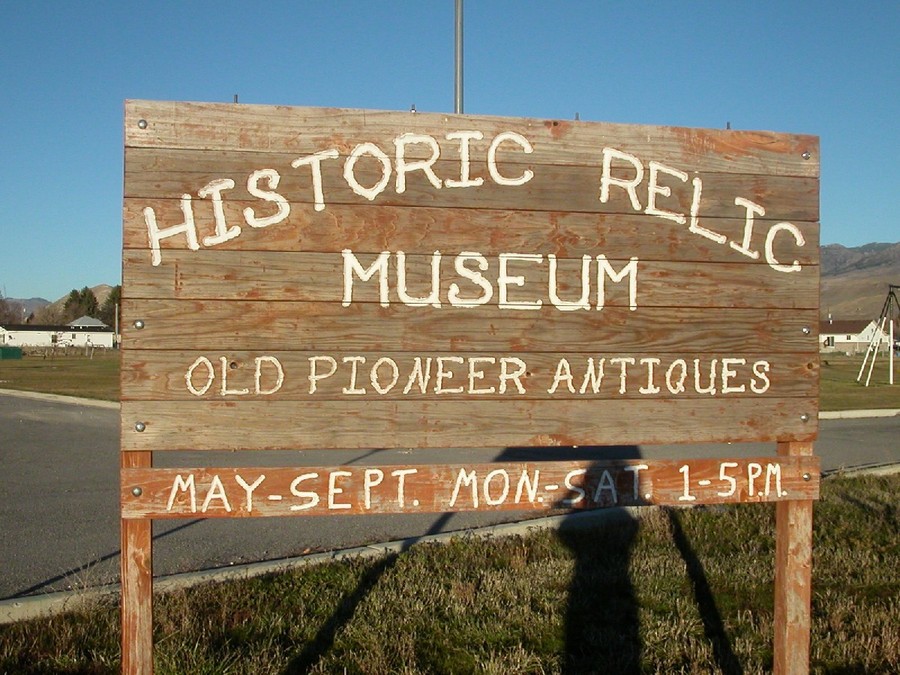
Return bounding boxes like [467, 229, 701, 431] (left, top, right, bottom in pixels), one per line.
[120, 100, 819, 674]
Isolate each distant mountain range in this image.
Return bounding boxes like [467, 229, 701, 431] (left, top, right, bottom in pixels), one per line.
[820, 242, 900, 320]
[4, 284, 114, 323]
[4, 244, 898, 323]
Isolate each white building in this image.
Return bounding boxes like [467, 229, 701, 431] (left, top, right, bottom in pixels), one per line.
[819, 318, 893, 354]
[0, 316, 116, 349]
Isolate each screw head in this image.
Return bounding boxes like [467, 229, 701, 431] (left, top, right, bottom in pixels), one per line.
[138, 119, 148, 129]
[134, 421, 146, 432]
[133, 320, 145, 330]
[802, 151, 811, 160]
[802, 473, 811, 482]
[802, 326, 811, 335]
[800, 413, 810, 423]
[132, 487, 143, 497]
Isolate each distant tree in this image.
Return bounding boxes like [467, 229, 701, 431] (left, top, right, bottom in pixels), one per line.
[63, 287, 99, 322]
[0, 294, 20, 324]
[98, 285, 122, 328]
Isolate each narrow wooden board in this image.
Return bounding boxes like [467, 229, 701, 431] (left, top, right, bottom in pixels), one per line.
[774, 441, 815, 674]
[120, 302, 818, 353]
[122, 250, 817, 308]
[123, 201, 819, 265]
[121, 350, 817, 402]
[120, 398, 817, 451]
[124, 100, 820, 178]
[124, 147, 819, 221]
[121, 456, 821, 518]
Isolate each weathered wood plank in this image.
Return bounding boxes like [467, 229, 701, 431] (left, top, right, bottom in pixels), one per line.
[120, 398, 817, 451]
[120, 451, 153, 675]
[120, 350, 817, 402]
[120, 301, 819, 353]
[774, 440, 814, 675]
[122, 250, 818, 308]
[121, 456, 821, 518]
[123, 200, 820, 265]
[124, 147, 819, 221]
[124, 100, 819, 177]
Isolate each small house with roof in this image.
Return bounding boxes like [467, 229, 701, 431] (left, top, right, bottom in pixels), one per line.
[819, 318, 893, 354]
[0, 316, 116, 349]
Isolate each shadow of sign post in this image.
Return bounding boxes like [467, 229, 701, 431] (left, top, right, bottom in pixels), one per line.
[120, 100, 820, 674]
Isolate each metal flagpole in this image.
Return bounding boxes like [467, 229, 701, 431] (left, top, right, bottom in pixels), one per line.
[455, 0, 464, 114]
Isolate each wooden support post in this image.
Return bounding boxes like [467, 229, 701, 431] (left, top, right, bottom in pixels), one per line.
[121, 451, 153, 675]
[774, 440, 814, 674]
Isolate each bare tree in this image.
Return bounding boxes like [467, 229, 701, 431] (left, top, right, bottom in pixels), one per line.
[0, 294, 21, 324]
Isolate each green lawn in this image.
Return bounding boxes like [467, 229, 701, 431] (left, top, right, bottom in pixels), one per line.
[819, 352, 900, 410]
[0, 349, 119, 401]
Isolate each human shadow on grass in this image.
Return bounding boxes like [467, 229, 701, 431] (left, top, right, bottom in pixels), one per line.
[501, 444, 743, 674]
[284, 445, 743, 673]
[499, 444, 645, 673]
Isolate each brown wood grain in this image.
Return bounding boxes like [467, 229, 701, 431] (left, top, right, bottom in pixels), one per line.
[124, 100, 819, 177]
[122, 249, 818, 308]
[120, 397, 817, 451]
[120, 451, 153, 675]
[124, 147, 819, 221]
[120, 301, 819, 353]
[123, 200, 819, 264]
[774, 440, 814, 675]
[120, 350, 818, 402]
[120, 456, 820, 518]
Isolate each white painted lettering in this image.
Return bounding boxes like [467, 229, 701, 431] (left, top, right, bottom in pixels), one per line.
[291, 149, 340, 211]
[308, 356, 337, 394]
[599, 147, 644, 210]
[448, 252, 494, 307]
[185, 356, 215, 396]
[646, 161, 688, 224]
[244, 169, 291, 229]
[394, 133, 442, 193]
[729, 197, 764, 259]
[499, 357, 527, 394]
[234, 474, 265, 513]
[765, 222, 805, 273]
[396, 251, 442, 308]
[167, 474, 197, 513]
[342, 250, 390, 307]
[548, 254, 592, 311]
[596, 256, 638, 311]
[498, 253, 543, 310]
[444, 131, 485, 188]
[487, 132, 534, 186]
[145, 197, 199, 267]
[343, 142, 391, 201]
[201, 475, 232, 513]
[198, 178, 240, 247]
[289, 473, 321, 511]
[370, 357, 400, 395]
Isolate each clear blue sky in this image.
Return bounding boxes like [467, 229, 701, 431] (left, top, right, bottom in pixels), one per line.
[1, 0, 897, 301]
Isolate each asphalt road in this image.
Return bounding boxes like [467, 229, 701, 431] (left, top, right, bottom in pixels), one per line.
[1, 392, 897, 600]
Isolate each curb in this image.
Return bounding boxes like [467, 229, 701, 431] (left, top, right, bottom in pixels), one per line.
[0, 389, 118, 410]
[1, 507, 638, 625]
[819, 409, 899, 419]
